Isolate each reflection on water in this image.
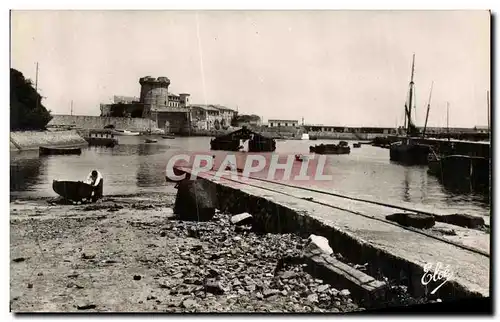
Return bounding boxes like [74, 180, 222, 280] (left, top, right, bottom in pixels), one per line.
[10, 136, 490, 217]
[10, 151, 44, 192]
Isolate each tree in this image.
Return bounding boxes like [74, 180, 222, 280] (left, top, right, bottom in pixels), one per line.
[10, 68, 52, 130]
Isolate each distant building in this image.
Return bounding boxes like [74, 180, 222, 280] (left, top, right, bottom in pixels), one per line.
[190, 104, 236, 130]
[268, 119, 299, 127]
[100, 76, 237, 134]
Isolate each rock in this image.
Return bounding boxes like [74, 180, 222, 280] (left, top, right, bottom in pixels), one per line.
[233, 236, 242, 242]
[174, 179, 217, 222]
[437, 214, 485, 229]
[204, 278, 225, 295]
[76, 303, 96, 310]
[245, 284, 256, 292]
[12, 257, 27, 263]
[173, 272, 184, 279]
[67, 273, 79, 279]
[27, 283, 33, 289]
[230, 213, 253, 226]
[133, 275, 142, 281]
[317, 284, 329, 293]
[159, 231, 167, 237]
[339, 289, 351, 297]
[281, 271, 297, 279]
[81, 253, 96, 260]
[385, 213, 435, 229]
[304, 235, 333, 255]
[255, 292, 264, 299]
[182, 298, 197, 309]
[307, 294, 319, 303]
[263, 289, 280, 298]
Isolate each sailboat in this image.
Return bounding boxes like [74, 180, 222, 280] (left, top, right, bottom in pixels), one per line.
[389, 54, 432, 165]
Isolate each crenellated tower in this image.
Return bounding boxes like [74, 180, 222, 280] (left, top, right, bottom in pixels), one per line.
[139, 76, 171, 119]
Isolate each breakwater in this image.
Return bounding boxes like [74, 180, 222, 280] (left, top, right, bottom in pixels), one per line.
[10, 130, 87, 151]
[48, 115, 157, 131]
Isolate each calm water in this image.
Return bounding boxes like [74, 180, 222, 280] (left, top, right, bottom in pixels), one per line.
[10, 136, 490, 217]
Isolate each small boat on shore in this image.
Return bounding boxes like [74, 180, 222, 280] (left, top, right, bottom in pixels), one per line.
[353, 142, 361, 148]
[309, 144, 350, 155]
[52, 180, 94, 202]
[39, 146, 82, 156]
[145, 138, 158, 143]
[162, 135, 175, 139]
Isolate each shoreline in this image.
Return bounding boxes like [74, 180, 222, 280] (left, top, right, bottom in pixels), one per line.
[10, 194, 429, 312]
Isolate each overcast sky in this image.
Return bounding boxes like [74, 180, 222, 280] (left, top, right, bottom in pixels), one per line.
[11, 10, 490, 127]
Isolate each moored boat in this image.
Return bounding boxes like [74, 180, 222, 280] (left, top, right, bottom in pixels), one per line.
[145, 138, 158, 143]
[39, 146, 82, 156]
[85, 130, 118, 147]
[309, 144, 350, 155]
[162, 135, 175, 139]
[353, 142, 361, 148]
[52, 180, 94, 202]
[113, 129, 140, 136]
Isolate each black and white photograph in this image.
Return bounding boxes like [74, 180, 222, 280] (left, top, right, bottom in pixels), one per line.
[8, 7, 492, 315]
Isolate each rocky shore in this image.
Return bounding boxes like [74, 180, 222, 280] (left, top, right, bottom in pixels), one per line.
[10, 193, 425, 313]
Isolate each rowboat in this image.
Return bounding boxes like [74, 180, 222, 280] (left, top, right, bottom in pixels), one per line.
[52, 180, 94, 202]
[39, 146, 82, 156]
[145, 138, 158, 143]
[162, 135, 175, 139]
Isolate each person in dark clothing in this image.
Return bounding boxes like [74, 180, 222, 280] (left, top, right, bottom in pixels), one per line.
[85, 170, 103, 202]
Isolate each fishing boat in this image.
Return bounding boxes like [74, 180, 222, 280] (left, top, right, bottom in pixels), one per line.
[52, 180, 94, 202]
[85, 129, 118, 147]
[113, 129, 140, 136]
[427, 153, 490, 192]
[145, 138, 158, 143]
[339, 141, 349, 147]
[309, 144, 350, 155]
[39, 146, 82, 156]
[389, 54, 431, 165]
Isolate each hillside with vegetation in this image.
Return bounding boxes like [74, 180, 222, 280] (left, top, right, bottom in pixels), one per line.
[10, 68, 52, 130]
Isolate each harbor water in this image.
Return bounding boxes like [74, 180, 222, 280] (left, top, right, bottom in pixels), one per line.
[10, 136, 490, 218]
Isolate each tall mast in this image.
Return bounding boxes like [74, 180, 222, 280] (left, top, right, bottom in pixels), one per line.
[406, 54, 415, 137]
[422, 81, 433, 138]
[446, 102, 450, 141]
[70, 100, 73, 116]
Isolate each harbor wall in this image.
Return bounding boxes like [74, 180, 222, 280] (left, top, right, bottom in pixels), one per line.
[174, 168, 488, 300]
[47, 115, 157, 131]
[10, 130, 87, 151]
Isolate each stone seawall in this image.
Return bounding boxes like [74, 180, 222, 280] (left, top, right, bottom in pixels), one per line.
[10, 130, 87, 151]
[48, 115, 157, 131]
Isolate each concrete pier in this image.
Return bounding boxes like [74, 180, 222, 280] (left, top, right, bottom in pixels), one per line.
[174, 167, 490, 300]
